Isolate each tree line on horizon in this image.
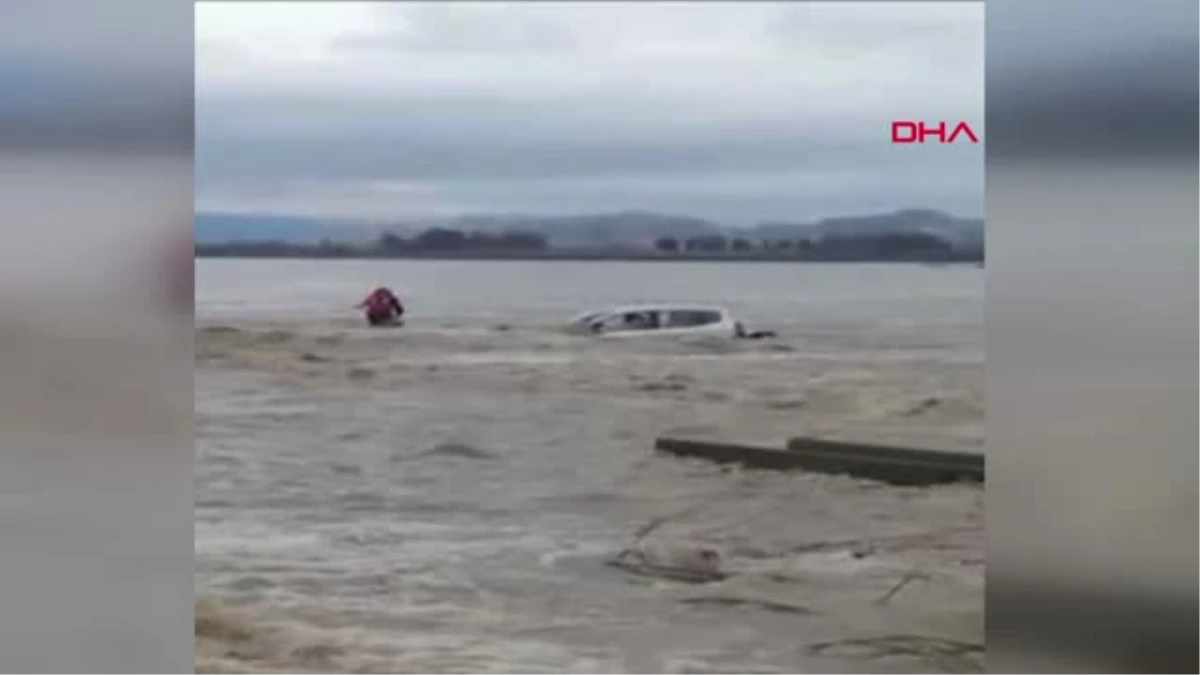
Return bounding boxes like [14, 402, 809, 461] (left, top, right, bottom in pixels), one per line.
[195, 225, 983, 262]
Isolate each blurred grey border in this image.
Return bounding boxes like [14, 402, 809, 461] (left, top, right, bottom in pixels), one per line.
[3, 0, 1197, 671]
[0, 0, 193, 673]
[0, 2, 192, 155]
[986, 0, 1198, 673]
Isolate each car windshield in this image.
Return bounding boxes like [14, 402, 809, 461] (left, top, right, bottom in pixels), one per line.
[573, 311, 605, 324]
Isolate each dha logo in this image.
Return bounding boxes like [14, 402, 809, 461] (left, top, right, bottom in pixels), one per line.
[891, 121, 980, 144]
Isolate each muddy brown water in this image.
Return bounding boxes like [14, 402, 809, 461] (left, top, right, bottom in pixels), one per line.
[196, 260, 984, 673]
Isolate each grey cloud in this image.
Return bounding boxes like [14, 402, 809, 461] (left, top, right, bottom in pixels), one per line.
[766, 3, 981, 55]
[418, 167, 982, 221]
[198, 132, 977, 186]
[331, 3, 577, 54]
[197, 1, 983, 221]
[198, 166, 982, 225]
[197, 89, 979, 184]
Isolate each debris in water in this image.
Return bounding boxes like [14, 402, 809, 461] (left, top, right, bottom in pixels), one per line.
[635, 380, 687, 392]
[680, 595, 815, 615]
[902, 397, 942, 417]
[418, 442, 497, 460]
[607, 541, 728, 584]
[607, 550, 728, 584]
[874, 569, 929, 605]
[806, 635, 984, 673]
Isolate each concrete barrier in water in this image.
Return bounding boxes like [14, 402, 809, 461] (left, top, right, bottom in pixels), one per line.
[654, 436, 983, 486]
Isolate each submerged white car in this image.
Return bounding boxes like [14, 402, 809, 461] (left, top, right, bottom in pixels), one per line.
[567, 305, 742, 338]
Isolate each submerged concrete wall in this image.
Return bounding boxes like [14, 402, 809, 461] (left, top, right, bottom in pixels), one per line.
[654, 436, 983, 486]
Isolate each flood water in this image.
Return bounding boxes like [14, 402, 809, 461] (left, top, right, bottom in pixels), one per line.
[195, 259, 985, 673]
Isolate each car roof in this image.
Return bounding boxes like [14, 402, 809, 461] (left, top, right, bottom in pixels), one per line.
[586, 305, 729, 315]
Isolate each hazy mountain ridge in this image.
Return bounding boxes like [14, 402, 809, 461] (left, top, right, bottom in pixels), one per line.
[194, 213, 381, 244]
[746, 209, 984, 248]
[196, 209, 983, 249]
[432, 211, 726, 248]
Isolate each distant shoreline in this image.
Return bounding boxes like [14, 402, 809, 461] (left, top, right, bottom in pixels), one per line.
[195, 215, 984, 265]
[195, 249, 984, 265]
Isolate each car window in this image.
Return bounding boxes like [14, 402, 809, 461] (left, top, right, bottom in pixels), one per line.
[595, 313, 641, 331]
[589, 310, 666, 331]
[666, 310, 721, 327]
[620, 311, 660, 330]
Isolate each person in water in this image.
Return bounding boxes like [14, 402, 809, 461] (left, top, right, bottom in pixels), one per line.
[358, 286, 405, 326]
[734, 321, 776, 340]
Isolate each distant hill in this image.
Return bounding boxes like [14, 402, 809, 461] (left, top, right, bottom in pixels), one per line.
[195, 208, 983, 250]
[194, 212, 380, 244]
[745, 209, 983, 248]
[429, 211, 725, 248]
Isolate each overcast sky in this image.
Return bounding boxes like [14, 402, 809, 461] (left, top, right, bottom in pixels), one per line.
[196, 1, 983, 224]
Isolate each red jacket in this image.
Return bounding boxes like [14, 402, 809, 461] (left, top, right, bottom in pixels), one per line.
[360, 288, 403, 316]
